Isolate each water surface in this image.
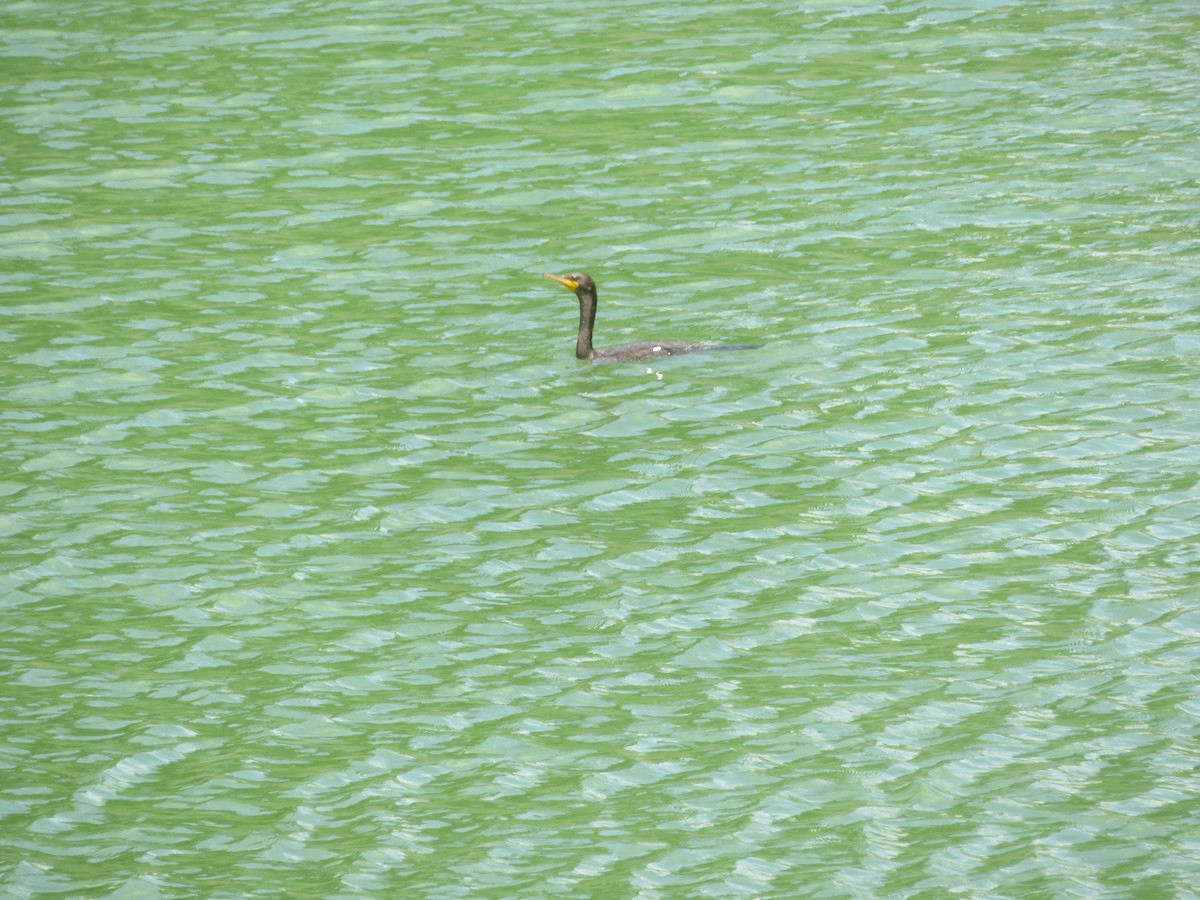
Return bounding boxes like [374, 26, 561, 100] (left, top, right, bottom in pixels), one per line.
[3, 0, 1199, 896]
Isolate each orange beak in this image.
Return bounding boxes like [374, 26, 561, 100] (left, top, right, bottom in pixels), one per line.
[543, 272, 579, 292]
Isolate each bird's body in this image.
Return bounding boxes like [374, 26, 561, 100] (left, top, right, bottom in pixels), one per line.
[542, 272, 761, 363]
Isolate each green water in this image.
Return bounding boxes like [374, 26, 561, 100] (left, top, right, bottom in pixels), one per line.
[3, 0, 1199, 896]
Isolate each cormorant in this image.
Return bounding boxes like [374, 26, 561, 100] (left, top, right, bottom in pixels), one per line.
[543, 272, 761, 363]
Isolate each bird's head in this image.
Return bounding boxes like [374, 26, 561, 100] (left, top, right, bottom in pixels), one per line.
[543, 272, 596, 297]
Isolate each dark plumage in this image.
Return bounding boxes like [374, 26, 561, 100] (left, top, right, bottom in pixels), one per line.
[542, 272, 762, 363]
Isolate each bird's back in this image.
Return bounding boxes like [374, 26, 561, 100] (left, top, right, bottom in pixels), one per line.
[592, 341, 762, 363]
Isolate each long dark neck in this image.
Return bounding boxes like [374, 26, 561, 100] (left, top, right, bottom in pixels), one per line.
[576, 288, 597, 360]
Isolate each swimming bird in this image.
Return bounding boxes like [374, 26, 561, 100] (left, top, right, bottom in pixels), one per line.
[543, 272, 762, 362]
